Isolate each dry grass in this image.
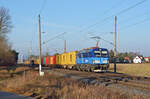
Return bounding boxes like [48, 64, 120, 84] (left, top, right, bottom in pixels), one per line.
[0, 69, 146, 99]
[109, 63, 150, 77]
[0, 66, 30, 80]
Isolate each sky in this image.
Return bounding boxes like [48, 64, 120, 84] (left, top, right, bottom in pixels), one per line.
[0, 0, 150, 58]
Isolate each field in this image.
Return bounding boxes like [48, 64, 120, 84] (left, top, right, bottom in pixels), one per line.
[109, 63, 150, 77]
[0, 66, 147, 99]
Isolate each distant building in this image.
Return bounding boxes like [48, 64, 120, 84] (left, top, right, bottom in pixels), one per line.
[17, 54, 24, 64]
[133, 56, 142, 63]
[124, 57, 131, 63]
[124, 57, 130, 60]
[144, 57, 150, 62]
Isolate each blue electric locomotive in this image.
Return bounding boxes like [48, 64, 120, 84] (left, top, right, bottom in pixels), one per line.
[76, 47, 109, 72]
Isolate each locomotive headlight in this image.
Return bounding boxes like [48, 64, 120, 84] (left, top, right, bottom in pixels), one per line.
[93, 60, 100, 63]
[103, 60, 108, 63]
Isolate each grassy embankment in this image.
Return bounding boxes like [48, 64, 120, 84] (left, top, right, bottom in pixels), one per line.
[0, 66, 146, 99]
[109, 63, 150, 77]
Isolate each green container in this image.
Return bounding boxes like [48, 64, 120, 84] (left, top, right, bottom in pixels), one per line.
[43, 57, 46, 64]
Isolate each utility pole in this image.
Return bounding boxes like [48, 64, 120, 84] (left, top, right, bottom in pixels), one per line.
[38, 14, 44, 76]
[30, 41, 32, 60]
[0, 17, 2, 32]
[96, 41, 99, 47]
[64, 40, 66, 53]
[114, 16, 117, 73]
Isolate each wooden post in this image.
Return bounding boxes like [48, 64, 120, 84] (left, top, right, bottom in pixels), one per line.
[38, 14, 42, 75]
[114, 16, 117, 73]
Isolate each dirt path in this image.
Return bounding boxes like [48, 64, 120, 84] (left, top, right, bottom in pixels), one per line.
[0, 91, 34, 99]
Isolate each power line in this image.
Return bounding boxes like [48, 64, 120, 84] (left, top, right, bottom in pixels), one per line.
[119, 10, 150, 24]
[39, 0, 47, 14]
[43, 32, 67, 45]
[87, 0, 148, 40]
[120, 17, 150, 31]
[79, 16, 112, 33]
[103, 0, 128, 15]
[116, 0, 147, 16]
[80, 0, 147, 45]
[88, 31, 114, 36]
[80, 0, 147, 35]
[89, 0, 148, 35]
[119, 10, 150, 30]
[31, 0, 47, 55]
[89, 32, 114, 46]
[32, 0, 47, 20]
[101, 37, 114, 46]
[80, 0, 128, 33]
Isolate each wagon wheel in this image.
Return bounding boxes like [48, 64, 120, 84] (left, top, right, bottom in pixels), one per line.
[87, 68, 90, 72]
[90, 67, 95, 72]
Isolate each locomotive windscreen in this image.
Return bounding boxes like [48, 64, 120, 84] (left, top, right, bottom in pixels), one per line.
[94, 49, 108, 57]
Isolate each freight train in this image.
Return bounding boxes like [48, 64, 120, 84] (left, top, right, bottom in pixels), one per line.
[26, 47, 109, 72]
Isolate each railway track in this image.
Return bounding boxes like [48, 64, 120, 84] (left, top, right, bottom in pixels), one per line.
[10, 65, 150, 87]
[43, 67, 150, 98]
[1, 65, 150, 97]
[7, 65, 150, 91]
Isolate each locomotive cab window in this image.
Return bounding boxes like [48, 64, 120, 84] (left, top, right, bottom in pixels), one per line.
[94, 49, 108, 57]
[94, 51, 101, 57]
[81, 53, 84, 58]
[101, 50, 108, 57]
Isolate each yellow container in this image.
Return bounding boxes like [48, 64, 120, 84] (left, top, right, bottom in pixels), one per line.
[24, 60, 30, 64]
[68, 51, 77, 64]
[56, 54, 61, 64]
[55, 51, 77, 65]
[60, 53, 64, 64]
[60, 51, 77, 65]
[59, 54, 62, 64]
[58, 53, 65, 65]
[34, 59, 40, 64]
[49, 56, 52, 64]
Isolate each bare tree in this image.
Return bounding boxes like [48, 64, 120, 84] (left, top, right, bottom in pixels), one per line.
[0, 7, 12, 38]
[0, 7, 17, 65]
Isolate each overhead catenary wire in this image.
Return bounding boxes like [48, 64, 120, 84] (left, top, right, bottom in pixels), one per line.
[119, 17, 150, 31]
[39, 0, 47, 14]
[116, 0, 147, 16]
[81, 0, 148, 51]
[43, 32, 67, 45]
[88, 0, 148, 36]
[83, 0, 129, 33]
[79, 0, 127, 33]
[33, 0, 148, 55]
[89, 32, 114, 46]
[119, 10, 150, 24]
[118, 10, 150, 30]
[31, 0, 47, 55]
[88, 32, 114, 37]
[90, 35, 122, 53]
[103, 0, 128, 15]
[80, 0, 147, 35]
[37, 0, 147, 47]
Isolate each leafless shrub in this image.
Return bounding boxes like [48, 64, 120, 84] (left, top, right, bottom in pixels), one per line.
[0, 71, 146, 99]
[0, 7, 12, 36]
[0, 7, 16, 66]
